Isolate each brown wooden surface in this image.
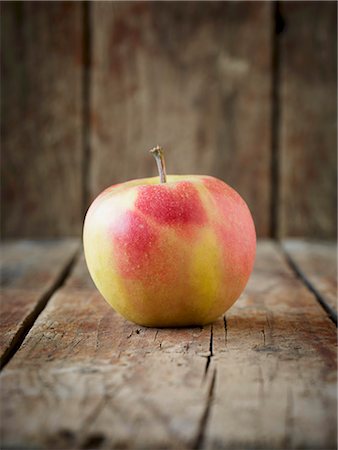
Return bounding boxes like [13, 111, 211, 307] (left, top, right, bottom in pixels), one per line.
[0, 2, 83, 237]
[283, 239, 337, 318]
[90, 2, 272, 236]
[0, 241, 336, 449]
[1, 3, 337, 240]
[278, 2, 337, 238]
[205, 242, 336, 449]
[1, 262, 212, 449]
[0, 240, 78, 367]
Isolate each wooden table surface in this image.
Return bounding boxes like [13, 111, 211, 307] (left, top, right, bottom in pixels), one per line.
[0, 239, 336, 450]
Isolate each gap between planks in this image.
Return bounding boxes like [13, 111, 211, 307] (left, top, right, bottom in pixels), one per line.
[270, 0, 283, 239]
[280, 243, 337, 326]
[193, 368, 217, 450]
[0, 249, 80, 370]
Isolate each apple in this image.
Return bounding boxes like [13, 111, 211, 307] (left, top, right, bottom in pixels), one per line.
[83, 146, 256, 327]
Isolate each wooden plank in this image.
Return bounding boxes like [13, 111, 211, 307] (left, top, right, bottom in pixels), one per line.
[1, 242, 336, 449]
[278, 2, 337, 238]
[1, 294, 210, 449]
[0, 240, 78, 367]
[0, 240, 79, 289]
[282, 239, 337, 321]
[90, 2, 272, 236]
[205, 242, 337, 449]
[0, 255, 214, 449]
[0, 2, 83, 237]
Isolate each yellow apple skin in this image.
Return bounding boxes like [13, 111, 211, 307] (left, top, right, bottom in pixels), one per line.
[83, 175, 256, 327]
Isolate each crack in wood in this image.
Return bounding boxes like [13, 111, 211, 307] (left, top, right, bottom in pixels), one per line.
[0, 249, 80, 370]
[192, 368, 217, 450]
[69, 336, 87, 356]
[223, 316, 227, 348]
[281, 245, 337, 326]
[204, 325, 214, 376]
[126, 330, 133, 339]
[95, 327, 100, 350]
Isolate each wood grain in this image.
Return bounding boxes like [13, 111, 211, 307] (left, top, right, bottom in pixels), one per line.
[205, 242, 336, 449]
[1, 251, 213, 449]
[1, 242, 336, 449]
[0, 240, 78, 367]
[0, 2, 83, 237]
[283, 239, 337, 320]
[278, 2, 337, 238]
[0, 292, 213, 449]
[1, 2, 336, 240]
[90, 2, 272, 236]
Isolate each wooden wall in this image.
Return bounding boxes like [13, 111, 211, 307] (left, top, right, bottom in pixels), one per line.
[278, 2, 337, 238]
[1, 2, 336, 239]
[1, 3, 83, 237]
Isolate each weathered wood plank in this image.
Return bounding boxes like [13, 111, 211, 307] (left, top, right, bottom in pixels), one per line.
[205, 242, 336, 449]
[278, 2, 337, 238]
[90, 2, 272, 236]
[1, 242, 336, 449]
[2, 289, 209, 449]
[0, 254, 214, 449]
[0, 240, 79, 289]
[282, 239, 337, 321]
[0, 240, 78, 367]
[0, 2, 83, 237]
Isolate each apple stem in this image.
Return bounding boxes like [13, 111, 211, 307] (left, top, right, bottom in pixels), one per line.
[149, 145, 167, 183]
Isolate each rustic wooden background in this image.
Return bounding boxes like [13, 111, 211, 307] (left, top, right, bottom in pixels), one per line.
[1, 1, 336, 239]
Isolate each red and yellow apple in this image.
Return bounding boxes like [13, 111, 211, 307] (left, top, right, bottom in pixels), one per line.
[83, 147, 256, 327]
